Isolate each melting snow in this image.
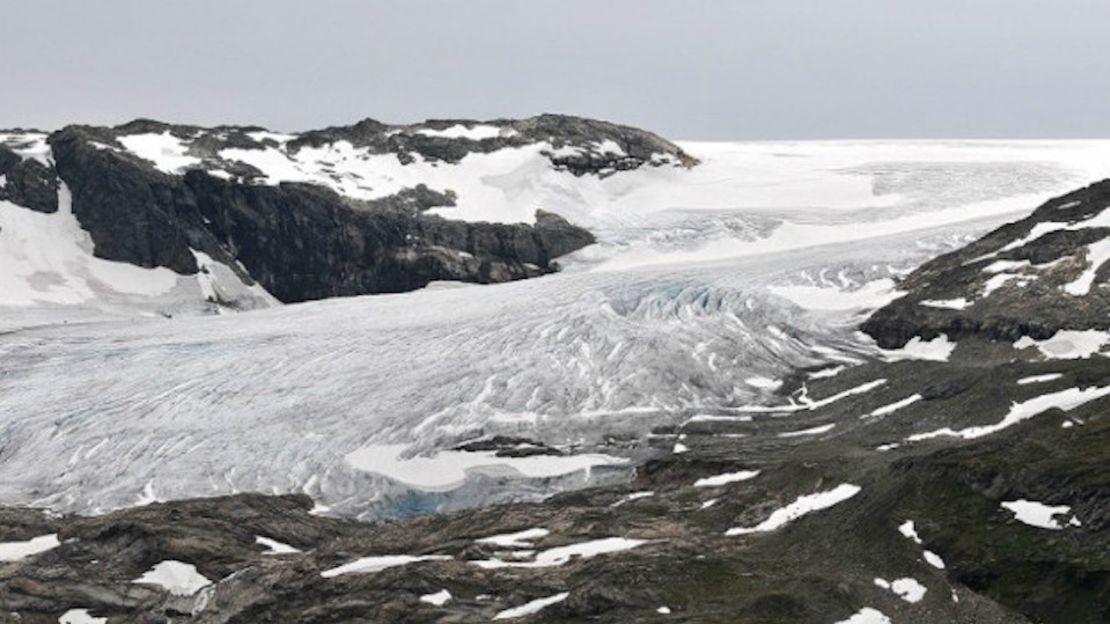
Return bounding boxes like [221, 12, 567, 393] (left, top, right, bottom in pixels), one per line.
[118, 132, 202, 174]
[1063, 238, 1110, 295]
[923, 550, 946, 569]
[907, 384, 1110, 441]
[255, 535, 301, 555]
[320, 554, 451, 578]
[416, 124, 504, 140]
[725, 484, 861, 535]
[1017, 373, 1064, 384]
[419, 589, 452, 606]
[898, 520, 923, 544]
[833, 607, 892, 624]
[478, 528, 550, 548]
[344, 443, 627, 491]
[0, 533, 60, 562]
[879, 335, 956, 362]
[611, 491, 655, 507]
[768, 278, 903, 312]
[58, 610, 107, 624]
[873, 577, 927, 603]
[920, 298, 970, 310]
[864, 394, 923, 419]
[1014, 330, 1110, 359]
[472, 537, 650, 569]
[131, 560, 212, 596]
[693, 470, 760, 488]
[493, 592, 569, 620]
[777, 423, 836, 437]
[1001, 499, 1082, 530]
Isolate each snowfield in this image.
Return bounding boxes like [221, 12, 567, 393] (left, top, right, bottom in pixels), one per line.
[2, 139, 1110, 518]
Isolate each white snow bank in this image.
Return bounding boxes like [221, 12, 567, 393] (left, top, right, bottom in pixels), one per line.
[131, 560, 212, 596]
[345, 443, 627, 491]
[898, 520, 923, 544]
[920, 298, 971, 310]
[1014, 330, 1110, 359]
[320, 554, 451, 578]
[0, 533, 60, 561]
[725, 484, 861, 536]
[923, 550, 946, 569]
[420, 589, 452, 606]
[879, 335, 956, 362]
[118, 132, 201, 174]
[255, 535, 301, 555]
[874, 577, 927, 603]
[1017, 373, 1063, 385]
[694, 470, 760, 488]
[907, 384, 1110, 441]
[864, 394, 923, 419]
[745, 375, 782, 389]
[1000, 499, 1081, 530]
[834, 607, 892, 624]
[769, 279, 902, 312]
[472, 537, 650, 569]
[777, 423, 835, 437]
[0, 188, 179, 306]
[416, 124, 504, 140]
[477, 527, 550, 548]
[58, 609, 107, 624]
[611, 491, 655, 507]
[1063, 238, 1110, 296]
[493, 592, 569, 620]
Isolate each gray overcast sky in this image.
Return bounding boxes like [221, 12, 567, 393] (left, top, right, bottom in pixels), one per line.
[2, 0, 1109, 139]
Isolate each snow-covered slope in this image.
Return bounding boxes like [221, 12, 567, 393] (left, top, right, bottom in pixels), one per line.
[2, 129, 1110, 518]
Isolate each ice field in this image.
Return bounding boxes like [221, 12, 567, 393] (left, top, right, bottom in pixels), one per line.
[3, 138, 1110, 518]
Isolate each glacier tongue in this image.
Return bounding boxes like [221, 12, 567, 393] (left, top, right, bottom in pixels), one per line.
[4, 139, 1110, 519]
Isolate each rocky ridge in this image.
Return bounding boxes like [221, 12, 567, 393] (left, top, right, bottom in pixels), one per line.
[1, 183, 1108, 622]
[2, 114, 695, 307]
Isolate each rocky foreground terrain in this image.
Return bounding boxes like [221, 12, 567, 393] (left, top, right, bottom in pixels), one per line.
[2, 182, 1109, 622]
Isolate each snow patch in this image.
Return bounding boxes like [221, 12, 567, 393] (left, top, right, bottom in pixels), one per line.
[833, 607, 892, 624]
[344, 443, 627, 491]
[1064, 238, 1110, 295]
[0, 533, 60, 562]
[58, 610, 107, 624]
[920, 298, 970, 310]
[777, 423, 835, 437]
[879, 335, 956, 362]
[118, 132, 201, 174]
[907, 384, 1110, 441]
[1001, 499, 1081, 530]
[255, 535, 301, 555]
[1014, 330, 1110, 359]
[493, 592, 569, 620]
[420, 589, 452, 606]
[694, 470, 760, 488]
[320, 554, 451, 578]
[472, 537, 650, 569]
[132, 560, 212, 596]
[477, 527, 550, 548]
[1017, 373, 1064, 384]
[725, 484, 861, 536]
[873, 577, 927, 603]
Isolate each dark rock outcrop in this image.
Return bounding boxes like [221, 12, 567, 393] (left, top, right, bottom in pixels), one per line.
[0, 147, 57, 214]
[37, 115, 636, 303]
[862, 180, 1110, 348]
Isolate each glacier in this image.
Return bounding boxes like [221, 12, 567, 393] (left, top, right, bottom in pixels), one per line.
[2, 138, 1110, 519]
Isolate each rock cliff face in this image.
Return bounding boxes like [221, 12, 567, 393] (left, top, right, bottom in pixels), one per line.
[3, 114, 695, 306]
